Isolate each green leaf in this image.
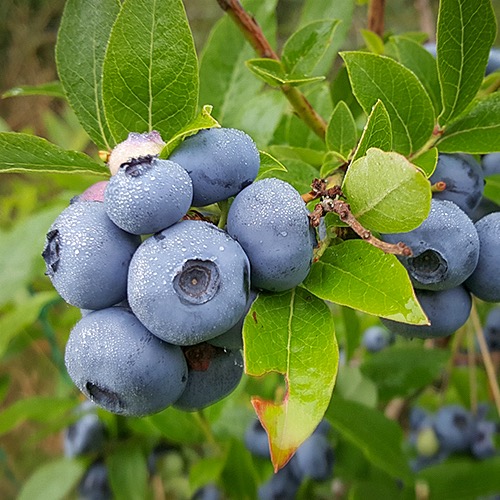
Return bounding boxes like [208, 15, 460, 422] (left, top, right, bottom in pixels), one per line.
[107, 443, 148, 500]
[18, 458, 86, 500]
[160, 105, 220, 158]
[335, 365, 378, 407]
[282, 20, 340, 76]
[361, 29, 385, 55]
[343, 148, 432, 233]
[436, 0, 497, 124]
[0, 397, 75, 437]
[189, 457, 226, 493]
[102, 0, 198, 143]
[0, 133, 106, 175]
[326, 396, 413, 482]
[0, 292, 58, 359]
[302, 240, 428, 325]
[199, 0, 277, 124]
[2, 81, 65, 99]
[352, 100, 392, 162]
[326, 101, 358, 159]
[436, 93, 500, 154]
[342, 51, 435, 156]
[361, 346, 449, 401]
[385, 36, 442, 116]
[418, 457, 500, 500]
[412, 147, 438, 177]
[269, 145, 324, 167]
[220, 440, 258, 499]
[256, 151, 287, 180]
[259, 158, 318, 193]
[145, 407, 205, 444]
[484, 174, 500, 205]
[243, 288, 338, 470]
[56, 0, 120, 150]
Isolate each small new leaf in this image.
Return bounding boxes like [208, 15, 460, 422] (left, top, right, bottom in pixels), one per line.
[326, 101, 358, 159]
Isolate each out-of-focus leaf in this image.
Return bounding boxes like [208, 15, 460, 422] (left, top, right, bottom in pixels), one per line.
[146, 407, 205, 444]
[220, 440, 258, 499]
[2, 82, 65, 99]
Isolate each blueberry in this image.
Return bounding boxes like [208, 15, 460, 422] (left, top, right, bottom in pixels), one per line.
[471, 420, 497, 459]
[169, 127, 260, 207]
[484, 307, 500, 351]
[361, 325, 393, 353]
[415, 426, 440, 458]
[409, 406, 430, 432]
[174, 344, 243, 411]
[433, 404, 474, 453]
[78, 461, 111, 500]
[465, 212, 500, 302]
[73, 181, 108, 203]
[128, 220, 250, 345]
[107, 130, 165, 176]
[470, 197, 500, 223]
[227, 178, 315, 292]
[486, 47, 500, 75]
[429, 154, 484, 216]
[193, 484, 222, 500]
[42, 201, 141, 310]
[258, 462, 301, 500]
[482, 153, 500, 177]
[244, 419, 271, 458]
[208, 289, 257, 350]
[289, 433, 334, 482]
[64, 401, 105, 458]
[382, 200, 479, 291]
[104, 156, 193, 235]
[64, 307, 188, 417]
[381, 286, 472, 339]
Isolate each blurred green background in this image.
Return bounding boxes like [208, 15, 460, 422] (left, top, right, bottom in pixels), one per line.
[0, 0, 499, 498]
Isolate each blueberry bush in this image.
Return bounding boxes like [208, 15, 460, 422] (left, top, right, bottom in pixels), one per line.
[1, 0, 500, 498]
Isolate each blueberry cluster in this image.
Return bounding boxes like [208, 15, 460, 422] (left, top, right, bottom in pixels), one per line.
[381, 153, 500, 339]
[42, 127, 316, 417]
[408, 404, 499, 472]
[244, 419, 334, 499]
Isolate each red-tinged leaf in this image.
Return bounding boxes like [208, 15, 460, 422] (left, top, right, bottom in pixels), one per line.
[243, 288, 338, 471]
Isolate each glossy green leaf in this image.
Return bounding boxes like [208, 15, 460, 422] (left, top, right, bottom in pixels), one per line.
[102, 0, 198, 143]
[326, 396, 413, 482]
[221, 440, 258, 499]
[243, 288, 338, 470]
[259, 158, 318, 193]
[0, 292, 58, 359]
[2, 81, 65, 99]
[0, 397, 75, 437]
[256, 150, 287, 180]
[107, 443, 148, 500]
[483, 174, 500, 205]
[385, 36, 442, 115]
[302, 240, 428, 325]
[437, 93, 500, 154]
[342, 51, 435, 156]
[56, 0, 120, 150]
[18, 459, 86, 500]
[0, 133, 105, 175]
[418, 457, 500, 500]
[146, 407, 205, 444]
[282, 20, 340, 76]
[326, 101, 358, 159]
[160, 105, 220, 158]
[269, 145, 324, 167]
[412, 147, 438, 177]
[361, 346, 449, 401]
[343, 148, 432, 233]
[199, 0, 277, 124]
[352, 100, 392, 162]
[436, 0, 496, 124]
[245, 58, 325, 87]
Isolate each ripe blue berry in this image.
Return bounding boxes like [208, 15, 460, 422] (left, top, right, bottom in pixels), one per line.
[465, 212, 500, 302]
[482, 152, 500, 177]
[383, 199, 479, 291]
[361, 325, 393, 352]
[104, 156, 193, 235]
[128, 220, 250, 345]
[227, 178, 315, 292]
[169, 127, 260, 207]
[429, 154, 484, 216]
[381, 286, 472, 339]
[433, 405, 474, 453]
[65, 307, 188, 417]
[42, 201, 140, 310]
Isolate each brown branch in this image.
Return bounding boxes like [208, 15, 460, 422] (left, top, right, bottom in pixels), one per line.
[368, 0, 385, 38]
[216, 0, 327, 141]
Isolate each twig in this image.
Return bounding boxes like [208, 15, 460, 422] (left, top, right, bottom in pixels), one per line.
[368, 0, 385, 38]
[216, 0, 327, 141]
